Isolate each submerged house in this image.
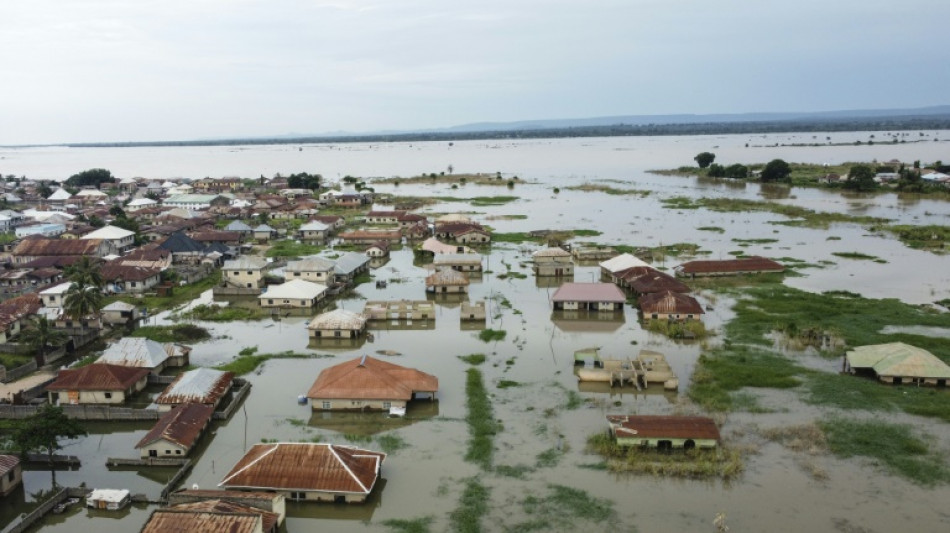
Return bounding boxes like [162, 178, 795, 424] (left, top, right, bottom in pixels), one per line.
[307, 309, 367, 340]
[599, 253, 651, 278]
[141, 500, 279, 533]
[46, 364, 150, 405]
[0, 455, 22, 496]
[363, 300, 435, 321]
[155, 368, 235, 411]
[135, 402, 215, 459]
[432, 253, 482, 272]
[223, 256, 269, 289]
[284, 256, 335, 284]
[674, 256, 784, 278]
[259, 279, 327, 308]
[638, 291, 704, 321]
[532, 247, 574, 277]
[307, 355, 438, 411]
[96, 337, 191, 374]
[606, 415, 720, 450]
[425, 268, 470, 293]
[218, 442, 386, 503]
[845, 342, 950, 386]
[551, 282, 625, 311]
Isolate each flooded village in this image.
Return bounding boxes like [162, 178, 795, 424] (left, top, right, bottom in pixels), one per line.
[0, 132, 949, 532]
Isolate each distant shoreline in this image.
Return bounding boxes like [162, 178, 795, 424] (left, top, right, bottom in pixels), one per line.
[7, 115, 950, 149]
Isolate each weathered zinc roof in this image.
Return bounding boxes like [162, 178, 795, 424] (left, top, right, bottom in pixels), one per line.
[307, 309, 366, 331]
[607, 415, 721, 441]
[551, 282, 626, 303]
[286, 256, 335, 273]
[638, 291, 704, 315]
[846, 342, 950, 379]
[223, 256, 268, 271]
[13, 238, 104, 257]
[47, 364, 150, 391]
[425, 268, 470, 287]
[252, 224, 275, 232]
[47, 188, 72, 201]
[88, 488, 130, 503]
[334, 252, 369, 275]
[533, 247, 572, 259]
[675, 256, 784, 275]
[308, 355, 438, 401]
[299, 220, 329, 231]
[81, 225, 135, 240]
[219, 442, 386, 495]
[143, 500, 278, 533]
[260, 279, 327, 300]
[600, 253, 651, 274]
[98, 337, 185, 369]
[627, 271, 691, 294]
[433, 253, 482, 266]
[156, 368, 234, 405]
[102, 301, 137, 312]
[224, 220, 253, 232]
[136, 402, 214, 450]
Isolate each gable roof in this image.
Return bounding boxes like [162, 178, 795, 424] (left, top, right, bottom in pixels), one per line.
[638, 291, 704, 315]
[224, 257, 268, 271]
[626, 271, 691, 294]
[261, 279, 327, 300]
[148, 500, 278, 533]
[156, 368, 234, 405]
[142, 507, 263, 533]
[299, 220, 329, 231]
[533, 247, 572, 259]
[136, 402, 214, 450]
[97, 337, 185, 369]
[47, 188, 72, 201]
[307, 355, 438, 401]
[333, 252, 370, 275]
[675, 256, 784, 275]
[47, 363, 150, 391]
[0, 455, 20, 475]
[219, 442, 386, 495]
[100, 264, 162, 282]
[159, 231, 206, 253]
[425, 268, 470, 286]
[606, 415, 721, 441]
[846, 342, 950, 379]
[12, 238, 104, 257]
[224, 220, 253, 232]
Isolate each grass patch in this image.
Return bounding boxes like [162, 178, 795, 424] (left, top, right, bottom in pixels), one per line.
[832, 251, 887, 263]
[492, 229, 601, 244]
[381, 517, 434, 533]
[495, 464, 534, 478]
[181, 303, 268, 321]
[464, 368, 500, 470]
[264, 239, 323, 258]
[660, 196, 890, 229]
[535, 447, 564, 468]
[0, 353, 32, 369]
[760, 423, 827, 454]
[114, 270, 221, 312]
[819, 418, 950, 485]
[431, 195, 520, 206]
[881, 224, 950, 253]
[458, 353, 487, 365]
[564, 183, 651, 196]
[497, 380, 521, 389]
[215, 350, 333, 375]
[697, 226, 725, 233]
[688, 345, 802, 412]
[129, 324, 211, 343]
[732, 238, 779, 244]
[517, 484, 616, 530]
[450, 477, 490, 533]
[644, 319, 708, 340]
[587, 433, 744, 480]
[807, 372, 950, 422]
[375, 433, 409, 454]
[477, 329, 506, 342]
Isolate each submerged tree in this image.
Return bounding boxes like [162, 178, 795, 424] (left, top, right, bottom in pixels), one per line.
[760, 159, 792, 182]
[844, 164, 877, 192]
[694, 152, 716, 169]
[14, 404, 87, 486]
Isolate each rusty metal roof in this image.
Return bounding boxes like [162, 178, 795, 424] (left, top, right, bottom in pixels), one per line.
[136, 402, 214, 450]
[12, 237, 104, 257]
[308, 355, 438, 401]
[156, 368, 233, 405]
[638, 291, 704, 315]
[163, 500, 278, 532]
[142, 509, 263, 533]
[425, 268, 470, 286]
[675, 256, 784, 275]
[47, 363, 150, 391]
[606, 415, 721, 441]
[219, 443, 386, 495]
[627, 271, 691, 294]
[0, 454, 20, 474]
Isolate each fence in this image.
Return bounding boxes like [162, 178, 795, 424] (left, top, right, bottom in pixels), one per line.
[106, 457, 188, 467]
[1, 361, 37, 384]
[214, 379, 251, 420]
[160, 460, 194, 501]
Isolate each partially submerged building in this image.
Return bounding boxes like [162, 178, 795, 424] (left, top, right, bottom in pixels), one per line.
[135, 402, 215, 459]
[155, 368, 235, 411]
[425, 268, 470, 293]
[307, 355, 438, 411]
[223, 256, 269, 289]
[532, 247, 574, 277]
[638, 291, 704, 321]
[307, 309, 367, 340]
[218, 442, 386, 503]
[0, 455, 22, 496]
[845, 342, 950, 386]
[606, 415, 720, 450]
[141, 500, 279, 533]
[362, 300, 435, 321]
[551, 282, 626, 311]
[47, 364, 150, 405]
[259, 279, 327, 308]
[674, 256, 784, 278]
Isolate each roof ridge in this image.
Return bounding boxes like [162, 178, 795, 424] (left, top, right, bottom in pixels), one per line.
[219, 443, 278, 485]
[329, 444, 369, 493]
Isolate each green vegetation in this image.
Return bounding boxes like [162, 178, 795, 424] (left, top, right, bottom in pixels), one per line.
[129, 324, 211, 343]
[0, 353, 32, 369]
[694, 152, 716, 168]
[477, 329, 506, 342]
[697, 226, 725, 233]
[819, 418, 950, 485]
[688, 346, 802, 412]
[115, 270, 221, 312]
[376, 434, 409, 454]
[644, 319, 707, 340]
[732, 238, 778, 245]
[587, 433, 744, 480]
[458, 353, 487, 365]
[535, 447, 564, 468]
[881, 224, 950, 253]
[831, 251, 887, 263]
[515, 484, 616, 531]
[564, 183, 651, 196]
[381, 517, 434, 533]
[492, 229, 601, 244]
[265, 240, 323, 258]
[181, 304, 268, 321]
[494, 464, 533, 478]
[215, 348, 333, 375]
[497, 380, 521, 389]
[660, 196, 890, 228]
[450, 477, 490, 533]
[429, 195, 519, 206]
[464, 368, 500, 470]
[807, 372, 950, 422]
[375, 172, 512, 186]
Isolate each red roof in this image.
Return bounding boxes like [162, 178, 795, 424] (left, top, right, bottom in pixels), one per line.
[676, 256, 784, 275]
[627, 271, 691, 294]
[607, 415, 721, 441]
[638, 291, 704, 315]
[46, 363, 150, 391]
[551, 283, 626, 303]
[136, 403, 214, 450]
[308, 355, 438, 400]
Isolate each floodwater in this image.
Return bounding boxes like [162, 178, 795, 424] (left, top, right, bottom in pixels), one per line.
[2, 133, 950, 532]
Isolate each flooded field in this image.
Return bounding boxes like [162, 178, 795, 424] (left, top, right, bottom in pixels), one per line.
[3, 133, 950, 532]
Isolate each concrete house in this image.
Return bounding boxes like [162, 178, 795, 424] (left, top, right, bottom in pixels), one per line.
[425, 268, 470, 293]
[284, 256, 335, 284]
[532, 247, 574, 277]
[135, 402, 215, 459]
[307, 355, 438, 411]
[155, 368, 235, 411]
[219, 442, 386, 503]
[224, 256, 269, 289]
[39, 282, 73, 308]
[674, 256, 784, 278]
[47, 363, 150, 405]
[432, 253, 482, 272]
[252, 224, 276, 243]
[363, 300, 435, 321]
[96, 337, 191, 374]
[298, 220, 330, 243]
[606, 415, 720, 450]
[259, 279, 327, 308]
[307, 309, 367, 340]
[365, 241, 390, 258]
[339, 230, 402, 245]
[599, 253, 651, 278]
[551, 283, 626, 311]
[100, 264, 163, 294]
[101, 301, 142, 325]
[333, 252, 370, 284]
[638, 291, 704, 321]
[845, 342, 950, 386]
[0, 455, 22, 496]
[82, 225, 136, 255]
[454, 227, 491, 244]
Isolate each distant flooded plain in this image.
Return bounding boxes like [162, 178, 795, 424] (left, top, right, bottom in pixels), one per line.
[2, 132, 950, 532]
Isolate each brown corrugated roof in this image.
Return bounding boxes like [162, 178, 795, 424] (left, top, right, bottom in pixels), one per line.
[627, 271, 691, 294]
[172, 489, 280, 502]
[161, 500, 278, 532]
[638, 291, 704, 315]
[425, 268, 470, 287]
[142, 509, 262, 533]
[340, 230, 402, 240]
[606, 415, 721, 441]
[46, 363, 150, 391]
[219, 443, 385, 495]
[308, 355, 438, 401]
[12, 238, 104, 257]
[676, 256, 784, 275]
[136, 402, 214, 450]
[0, 293, 42, 316]
[0, 454, 20, 474]
[551, 282, 626, 303]
[100, 264, 162, 282]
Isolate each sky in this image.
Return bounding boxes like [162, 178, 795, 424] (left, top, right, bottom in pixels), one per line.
[1, 0, 949, 145]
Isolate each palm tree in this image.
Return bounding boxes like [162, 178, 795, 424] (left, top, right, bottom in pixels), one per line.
[64, 256, 103, 288]
[18, 316, 67, 365]
[63, 281, 104, 332]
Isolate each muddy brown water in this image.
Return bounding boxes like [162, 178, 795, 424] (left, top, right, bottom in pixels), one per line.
[4, 133, 950, 532]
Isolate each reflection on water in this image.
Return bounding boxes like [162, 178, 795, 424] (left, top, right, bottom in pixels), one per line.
[551, 310, 625, 333]
[307, 401, 439, 436]
[285, 478, 386, 524]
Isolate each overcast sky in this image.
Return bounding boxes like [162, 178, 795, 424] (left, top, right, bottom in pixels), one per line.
[1, 0, 948, 145]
